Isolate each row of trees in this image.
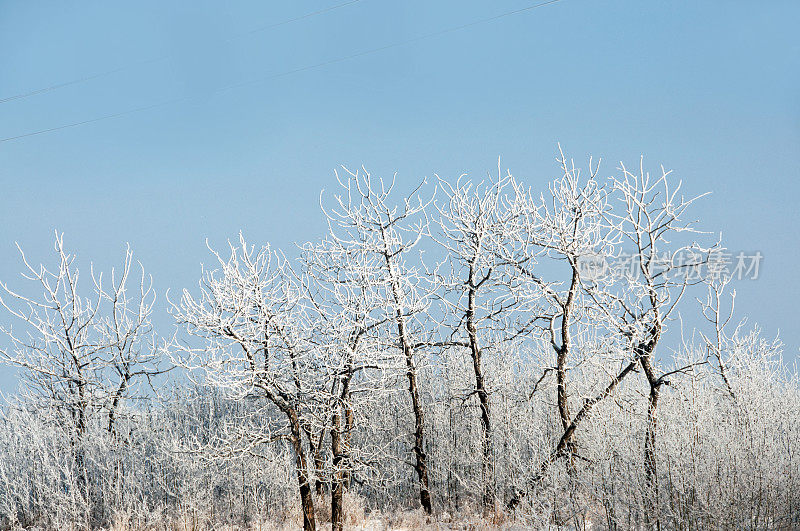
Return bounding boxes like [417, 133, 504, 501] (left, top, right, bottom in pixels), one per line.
[1, 151, 798, 530]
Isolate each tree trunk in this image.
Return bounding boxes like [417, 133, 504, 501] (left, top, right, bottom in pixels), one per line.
[289, 412, 316, 531]
[382, 226, 433, 515]
[556, 265, 579, 470]
[638, 324, 662, 531]
[331, 408, 344, 531]
[474, 353, 494, 510]
[73, 387, 92, 524]
[465, 269, 493, 510]
[312, 429, 325, 496]
[556, 267, 578, 437]
[342, 395, 354, 489]
[644, 382, 660, 530]
[332, 367, 355, 531]
[406, 351, 433, 515]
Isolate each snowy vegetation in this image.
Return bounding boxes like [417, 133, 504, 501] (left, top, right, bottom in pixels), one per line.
[1, 152, 798, 530]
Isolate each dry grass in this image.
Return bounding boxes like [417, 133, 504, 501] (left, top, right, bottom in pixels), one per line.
[8, 495, 536, 531]
[95, 507, 533, 531]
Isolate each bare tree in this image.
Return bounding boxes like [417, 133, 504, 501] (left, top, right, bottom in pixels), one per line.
[322, 167, 436, 515]
[604, 159, 719, 527]
[171, 237, 323, 531]
[432, 168, 534, 510]
[698, 273, 738, 399]
[500, 150, 631, 484]
[0, 156, 797, 530]
[523, 150, 616, 465]
[0, 233, 163, 525]
[298, 238, 394, 531]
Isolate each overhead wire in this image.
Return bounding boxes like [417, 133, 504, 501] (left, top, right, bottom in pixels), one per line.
[0, 0, 564, 144]
[0, 0, 365, 105]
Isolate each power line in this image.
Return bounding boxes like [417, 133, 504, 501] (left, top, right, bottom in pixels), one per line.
[242, 0, 363, 37]
[0, 0, 564, 144]
[0, 100, 183, 143]
[0, 0, 365, 105]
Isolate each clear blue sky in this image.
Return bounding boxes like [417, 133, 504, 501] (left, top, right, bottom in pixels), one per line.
[0, 1, 798, 391]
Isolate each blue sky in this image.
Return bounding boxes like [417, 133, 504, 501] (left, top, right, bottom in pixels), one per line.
[0, 1, 798, 390]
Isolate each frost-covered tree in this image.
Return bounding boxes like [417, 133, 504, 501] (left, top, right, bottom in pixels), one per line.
[321, 167, 437, 515]
[298, 237, 397, 531]
[171, 238, 325, 531]
[0, 233, 165, 527]
[432, 168, 537, 510]
[0, 152, 797, 530]
[603, 159, 720, 525]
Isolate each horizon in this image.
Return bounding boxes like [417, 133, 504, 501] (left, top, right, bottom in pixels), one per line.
[1, 0, 798, 393]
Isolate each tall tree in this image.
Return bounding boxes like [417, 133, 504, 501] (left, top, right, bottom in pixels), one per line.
[501, 151, 628, 482]
[604, 159, 718, 527]
[322, 167, 436, 515]
[433, 168, 532, 510]
[298, 238, 392, 531]
[171, 238, 323, 531]
[0, 233, 164, 524]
